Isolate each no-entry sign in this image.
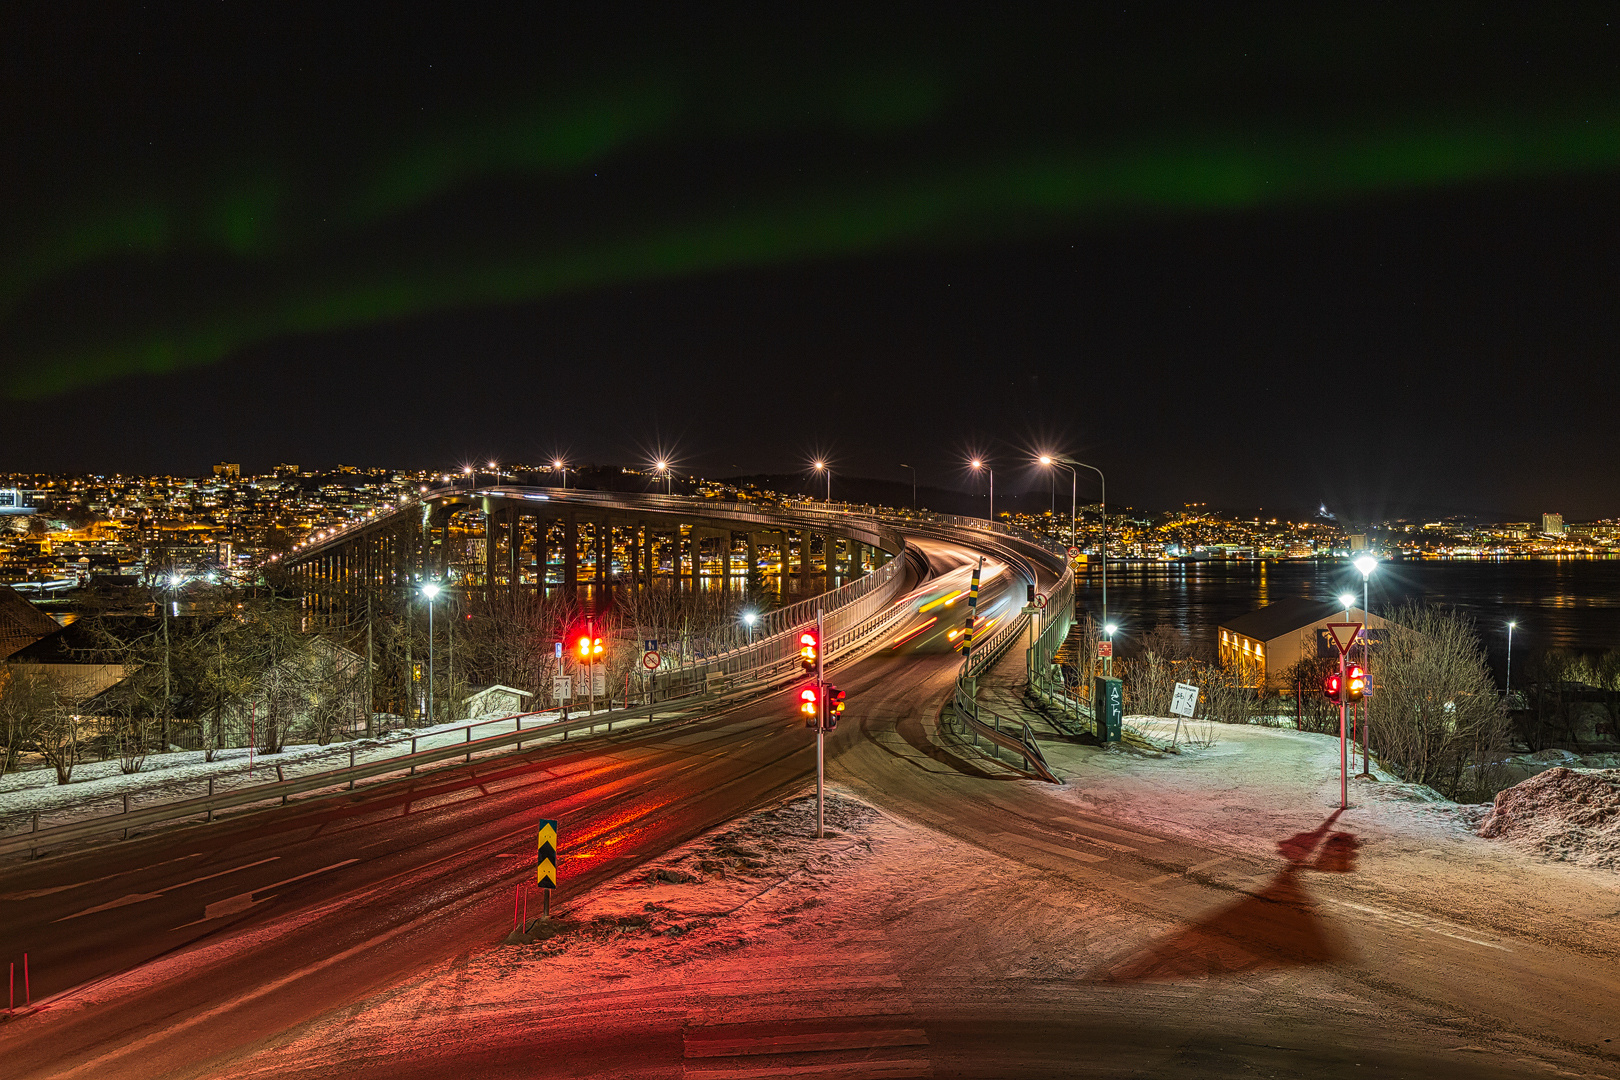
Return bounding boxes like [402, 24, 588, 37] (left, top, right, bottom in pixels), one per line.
[642, 650, 662, 670]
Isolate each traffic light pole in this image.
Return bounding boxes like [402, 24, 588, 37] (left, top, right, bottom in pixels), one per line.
[815, 608, 825, 840]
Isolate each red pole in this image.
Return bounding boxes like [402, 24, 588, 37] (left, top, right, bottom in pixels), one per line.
[1339, 650, 1349, 810]
[23, 952, 29, 1006]
[9, 961, 13, 1013]
[513, 885, 520, 929]
[522, 888, 528, 931]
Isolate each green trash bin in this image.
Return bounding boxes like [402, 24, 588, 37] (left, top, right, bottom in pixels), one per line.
[1095, 676, 1123, 742]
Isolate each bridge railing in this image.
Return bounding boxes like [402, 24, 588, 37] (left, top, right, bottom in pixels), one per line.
[649, 548, 918, 699]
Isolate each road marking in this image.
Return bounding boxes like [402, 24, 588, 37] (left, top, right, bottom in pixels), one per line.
[1323, 898, 1512, 952]
[55, 857, 281, 921]
[994, 833, 1107, 864]
[685, 1029, 928, 1059]
[171, 859, 359, 929]
[1140, 856, 1230, 887]
[1050, 815, 1164, 844]
[0, 853, 205, 901]
[686, 1061, 932, 1079]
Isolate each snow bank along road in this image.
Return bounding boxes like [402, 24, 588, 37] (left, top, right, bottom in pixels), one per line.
[3, 534, 1619, 1078]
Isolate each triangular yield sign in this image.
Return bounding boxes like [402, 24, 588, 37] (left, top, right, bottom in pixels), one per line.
[1326, 622, 1362, 654]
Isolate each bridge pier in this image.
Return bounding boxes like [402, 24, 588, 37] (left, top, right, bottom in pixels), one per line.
[564, 513, 579, 593]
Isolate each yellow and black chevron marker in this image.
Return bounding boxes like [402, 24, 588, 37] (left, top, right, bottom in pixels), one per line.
[537, 818, 559, 890]
[956, 557, 984, 653]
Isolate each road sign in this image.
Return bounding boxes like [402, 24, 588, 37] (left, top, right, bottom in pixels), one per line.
[1034, 592, 1048, 609]
[1096, 640, 1113, 659]
[594, 672, 606, 697]
[1170, 682, 1200, 717]
[537, 819, 558, 890]
[1326, 622, 1363, 654]
[645, 639, 657, 652]
[642, 650, 661, 670]
[1067, 546, 1080, 558]
[551, 675, 571, 702]
[554, 641, 563, 660]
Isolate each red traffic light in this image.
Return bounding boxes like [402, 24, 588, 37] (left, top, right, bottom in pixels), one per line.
[575, 634, 605, 663]
[798, 629, 820, 672]
[1323, 671, 1342, 703]
[1346, 665, 1366, 701]
[799, 685, 819, 717]
[827, 685, 846, 716]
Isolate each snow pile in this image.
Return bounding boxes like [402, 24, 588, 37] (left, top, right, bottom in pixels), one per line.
[1476, 767, 1620, 869]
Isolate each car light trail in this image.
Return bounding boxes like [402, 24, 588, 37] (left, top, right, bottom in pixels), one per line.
[889, 616, 938, 649]
[918, 590, 962, 613]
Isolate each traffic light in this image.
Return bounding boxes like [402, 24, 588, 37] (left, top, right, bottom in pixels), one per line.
[576, 634, 605, 664]
[825, 684, 845, 730]
[800, 685, 819, 725]
[1323, 670, 1343, 703]
[1346, 665, 1366, 702]
[798, 629, 819, 673]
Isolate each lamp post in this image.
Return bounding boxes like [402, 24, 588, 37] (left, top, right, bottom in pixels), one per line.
[813, 460, 830, 502]
[421, 581, 441, 722]
[970, 459, 994, 523]
[1352, 554, 1378, 777]
[1104, 622, 1117, 678]
[1506, 621, 1517, 704]
[552, 459, 568, 489]
[462, 465, 474, 491]
[655, 460, 672, 495]
[898, 464, 917, 509]
[743, 610, 757, 644]
[1041, 455, 1109, 629]
[1338, 591, 1356, 808]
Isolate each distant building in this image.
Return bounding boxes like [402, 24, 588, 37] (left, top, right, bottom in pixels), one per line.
[1345, 533, 1369, 552]
[1542, 512, 1565, 536]
[273, 463, 300, 478]
[1218, 598, 1389, 687]
[0, 584, 61, 660]
[0, 489, 34, 515]
[213, 463, 241, 479]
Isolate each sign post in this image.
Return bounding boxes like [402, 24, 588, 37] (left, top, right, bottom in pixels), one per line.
[815, 609, 825, 838]
[1326, 622, 1362, 810]
[1169, 682, 1200, 748]
[536, 818, 559, 920]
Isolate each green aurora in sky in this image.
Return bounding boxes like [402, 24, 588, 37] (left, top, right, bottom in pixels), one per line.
[5, 16, 1619, 399]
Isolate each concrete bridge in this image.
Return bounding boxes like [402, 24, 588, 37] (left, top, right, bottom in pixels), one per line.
[274, 484, 910, 612]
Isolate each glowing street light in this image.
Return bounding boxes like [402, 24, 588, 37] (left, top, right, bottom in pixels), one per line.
[655, 460, 672, 495]
[812, 460, 830, 502]
[1339, 592, 1356, 617]
[1351, 553, 1379, 777]
[1506, 620, 1518, 704]
[553, 458, 569, 489]
[970, 459, 994, 523]
[421, 581, 442, 721]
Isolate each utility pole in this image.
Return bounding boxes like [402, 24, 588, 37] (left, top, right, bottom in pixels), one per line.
[365, 592, 375, 737]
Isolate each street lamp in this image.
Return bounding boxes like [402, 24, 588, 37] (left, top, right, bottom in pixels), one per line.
[1339, 592, 1356, 618]
[421, 581, 441, 721]
[898, 464, 917, 509]
[655, 460, 672, 495]
[462, 464, 474, 491]
[552, 459, 568, 489]
[970, 459, 994, 523]
[813, 460, 830, 502]
[1104, 621, 1118, 677]
[1506, 621, 1518, 704]
[743, 610, 758, 644]
[1352, 554, 1378, 777]
[1037, 456, 1077, 550]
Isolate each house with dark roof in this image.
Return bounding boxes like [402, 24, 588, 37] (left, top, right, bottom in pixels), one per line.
[1218, 597, 1388, 686]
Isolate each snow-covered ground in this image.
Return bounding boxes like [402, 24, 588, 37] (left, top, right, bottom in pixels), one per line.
[0, 708, 616, 831]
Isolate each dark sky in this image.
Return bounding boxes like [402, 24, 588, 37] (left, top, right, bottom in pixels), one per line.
[4, 7, 1619, 520]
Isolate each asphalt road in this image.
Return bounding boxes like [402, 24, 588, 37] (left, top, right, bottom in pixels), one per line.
[4, 535, 1615, 1078]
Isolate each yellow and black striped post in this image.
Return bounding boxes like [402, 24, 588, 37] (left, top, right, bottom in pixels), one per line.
[957, 557, 984, 654]
[537, 818, 559, 917]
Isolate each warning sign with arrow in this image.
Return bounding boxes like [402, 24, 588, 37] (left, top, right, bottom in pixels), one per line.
[537, 819, 559, 890]
[1326, 622, 1362, 655]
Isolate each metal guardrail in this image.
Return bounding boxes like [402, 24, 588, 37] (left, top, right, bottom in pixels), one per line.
[947, 672, 1059, 784]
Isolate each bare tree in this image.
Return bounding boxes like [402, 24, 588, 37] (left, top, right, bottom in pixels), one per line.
[1368, 603, 1510, 801]
[0, 665, 55, 774]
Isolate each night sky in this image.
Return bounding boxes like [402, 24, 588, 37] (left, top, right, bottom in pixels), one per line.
[4, 8, 1618, 520]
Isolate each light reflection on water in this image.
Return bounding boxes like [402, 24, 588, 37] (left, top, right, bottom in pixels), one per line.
[1073, 557, 1620, 674]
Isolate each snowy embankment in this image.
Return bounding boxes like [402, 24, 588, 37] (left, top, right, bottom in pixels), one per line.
[1478, 766, 1620, 870]
[0, 708, 585, 831]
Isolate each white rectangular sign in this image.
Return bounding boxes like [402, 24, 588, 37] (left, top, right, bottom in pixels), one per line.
[551, 676, 571, 702]
[1170, 682, 1200, 718]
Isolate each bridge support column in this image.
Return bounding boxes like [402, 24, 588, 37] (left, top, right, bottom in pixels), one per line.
[507, 506, 519, 592]
[747, 532, 758, 586]
[721, 531, 733, 591]
[482, 498, 497, 592]
[799, 530, 811, 590]
[564, 513, 578, 592]
[595, 522, 608, 587]
[823, 532, 836, 583]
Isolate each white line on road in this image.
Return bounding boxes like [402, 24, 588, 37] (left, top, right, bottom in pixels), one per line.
[1324, 898, 1513, 952]
[0, 853, 205, 901]
[171, 859, 360, 930]
[54, 857, 282, 922]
